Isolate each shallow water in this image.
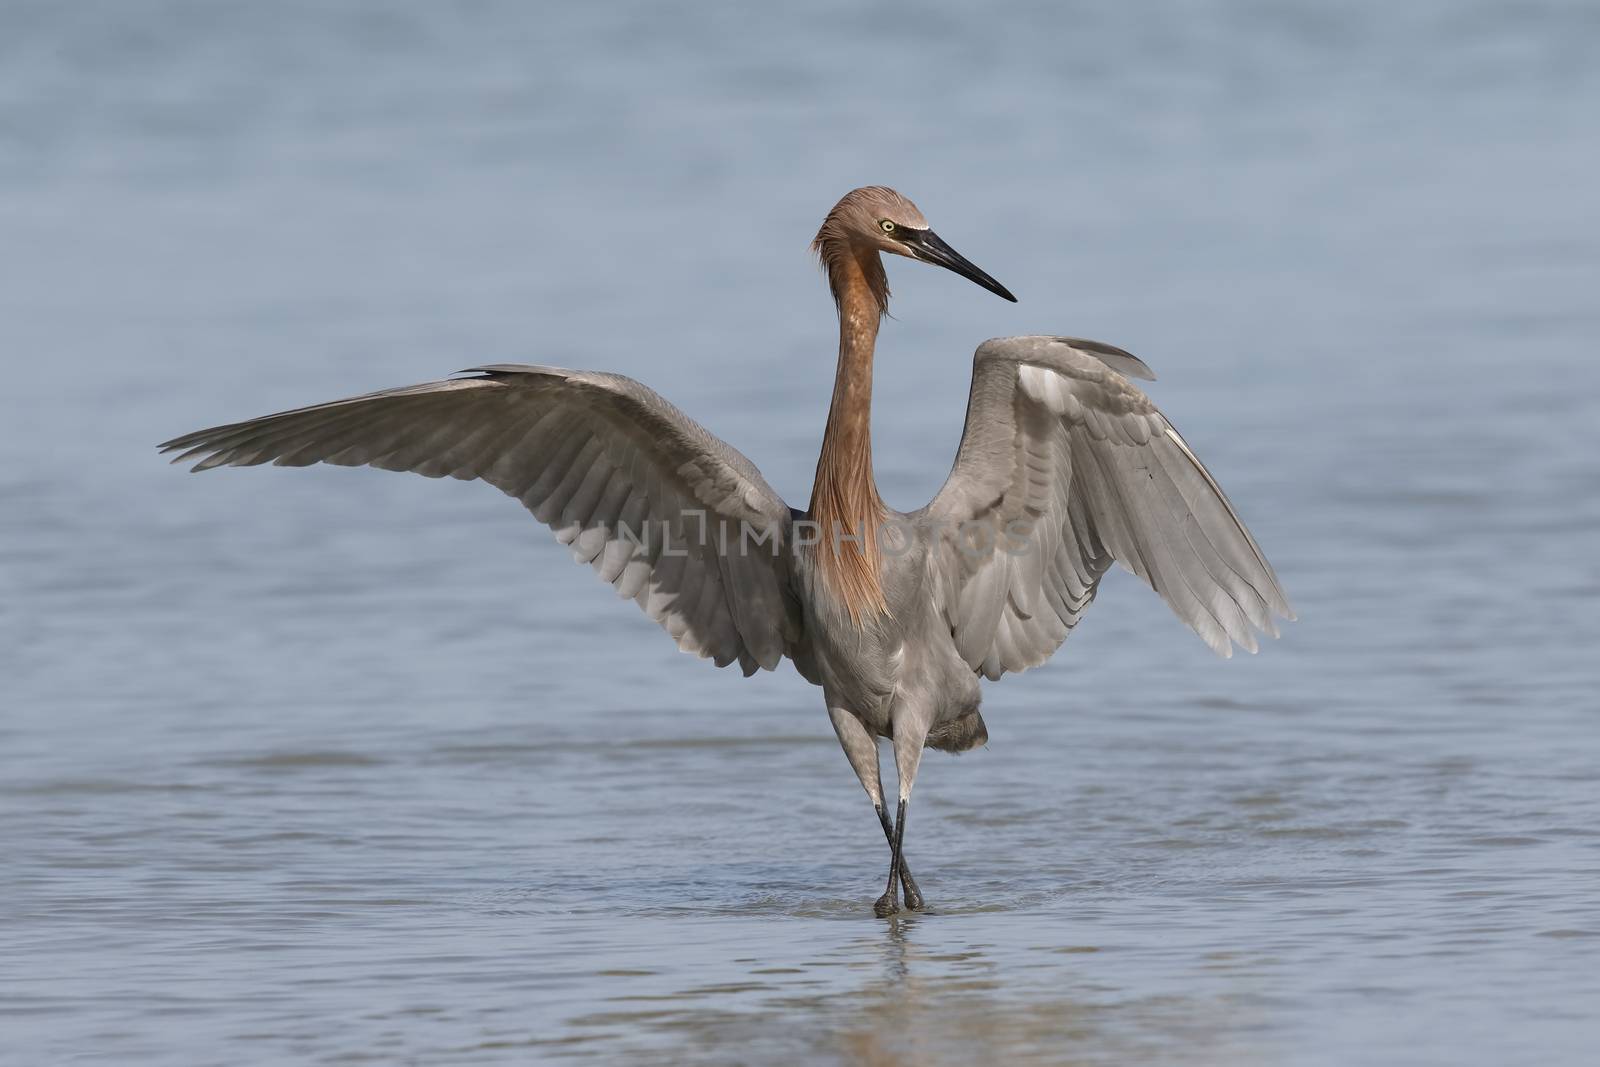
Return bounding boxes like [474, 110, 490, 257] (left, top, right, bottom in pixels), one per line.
[3, 1, 1598, 1063]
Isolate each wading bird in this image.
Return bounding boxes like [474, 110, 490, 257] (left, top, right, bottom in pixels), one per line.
[162, 187, 1291, 916]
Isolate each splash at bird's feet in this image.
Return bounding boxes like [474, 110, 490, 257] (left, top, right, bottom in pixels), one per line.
[874, 892, 900, 918]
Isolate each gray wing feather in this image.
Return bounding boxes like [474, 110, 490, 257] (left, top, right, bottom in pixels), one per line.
[161, 366, 801, 675]
[922, 335, 1292, 679]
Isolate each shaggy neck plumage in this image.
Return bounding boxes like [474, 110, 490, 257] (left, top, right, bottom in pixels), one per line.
[808, 237, 890, 624]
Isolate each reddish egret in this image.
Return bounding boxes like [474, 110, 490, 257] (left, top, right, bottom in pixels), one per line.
[162, 186, 1292, 916]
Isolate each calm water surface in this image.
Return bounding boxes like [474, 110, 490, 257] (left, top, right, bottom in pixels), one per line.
[3, 2, 1598, 1063]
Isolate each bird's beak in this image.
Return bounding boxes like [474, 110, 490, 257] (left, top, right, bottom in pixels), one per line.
[912, 230, 1018, 302]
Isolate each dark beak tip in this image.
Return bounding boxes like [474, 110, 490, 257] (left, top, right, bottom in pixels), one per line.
[919, 230, 1017, 304]
[984, 279, 1018, 303]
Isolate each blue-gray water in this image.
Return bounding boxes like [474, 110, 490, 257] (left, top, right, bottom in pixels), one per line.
[3, 2, 1598, 1063]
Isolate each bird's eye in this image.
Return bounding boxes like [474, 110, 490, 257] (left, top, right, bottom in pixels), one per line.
[879, 219, 896, 234]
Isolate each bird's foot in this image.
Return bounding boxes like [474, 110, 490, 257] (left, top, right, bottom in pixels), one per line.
[901, 884, 925, 911]
[873, 892, 900, 918]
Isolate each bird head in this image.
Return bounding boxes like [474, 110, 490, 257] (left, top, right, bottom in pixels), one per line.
[816, 186, 1017, 303]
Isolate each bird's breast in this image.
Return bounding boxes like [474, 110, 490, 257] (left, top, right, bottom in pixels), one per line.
[793, 539, 975, 727]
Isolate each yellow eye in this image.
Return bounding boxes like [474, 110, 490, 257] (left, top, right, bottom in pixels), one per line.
[879, 219, 896, 234]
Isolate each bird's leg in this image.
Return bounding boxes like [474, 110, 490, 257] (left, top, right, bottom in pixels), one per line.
[875, 802, 923, 911]
[873, 804, 901, 918]
[875, 799, 911, 917]
[877, 719, 928, 917]
[829, 708, 901, 914]
[830, 707, 925, 916]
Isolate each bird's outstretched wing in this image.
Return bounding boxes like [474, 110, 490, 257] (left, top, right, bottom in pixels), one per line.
[161, 365, 802, 675]
[919, 335, 1292, 680]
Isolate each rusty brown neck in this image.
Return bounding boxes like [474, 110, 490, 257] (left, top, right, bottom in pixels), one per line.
[808, 241, 889, 622]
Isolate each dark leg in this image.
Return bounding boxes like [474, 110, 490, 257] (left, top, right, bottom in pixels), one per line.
[875, 802, 924, 911]
[874, 799, 911, 918]
[873, 804, 900, 917]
